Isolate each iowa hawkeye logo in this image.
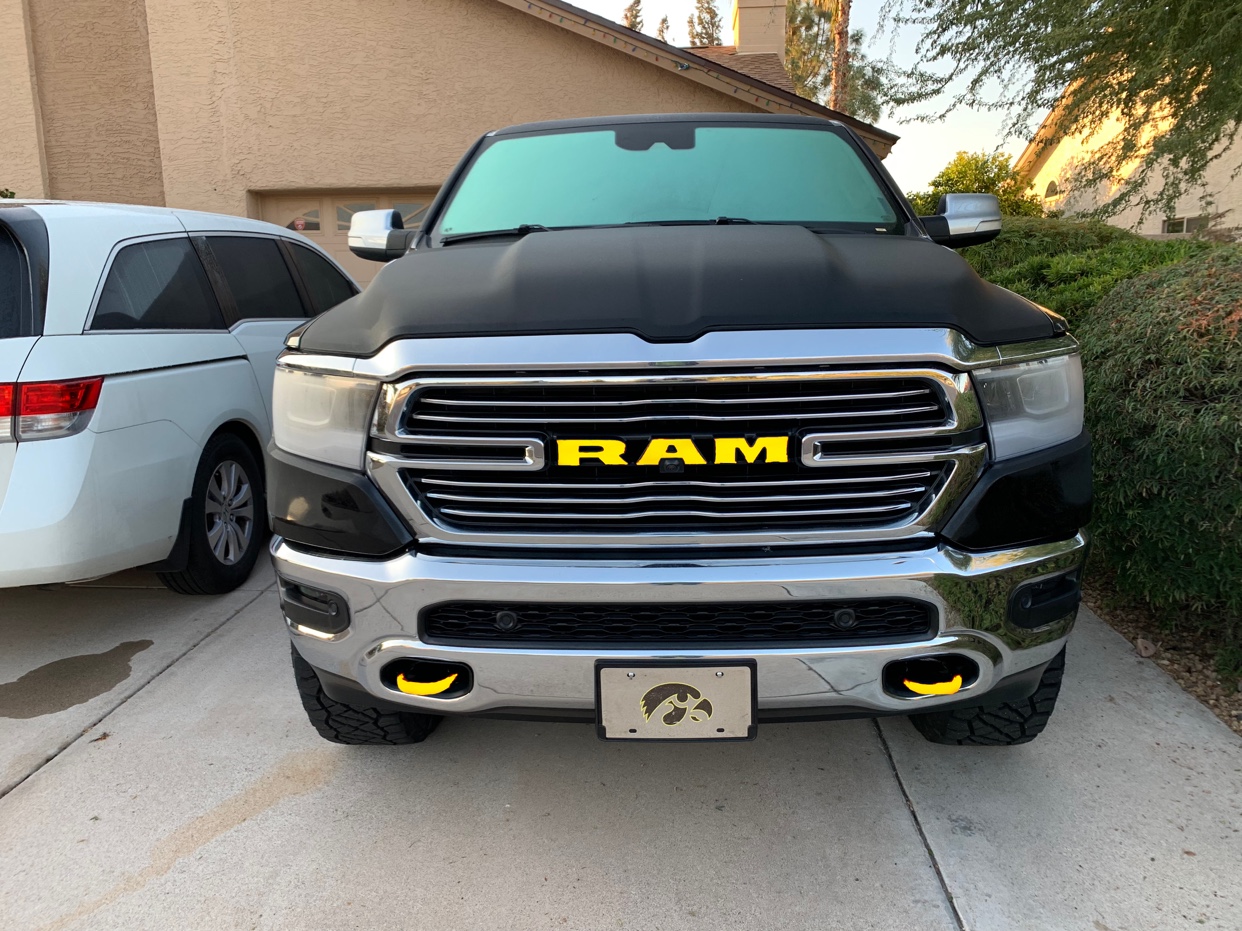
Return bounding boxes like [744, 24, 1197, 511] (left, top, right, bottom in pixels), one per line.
[557, 436, 789, 466]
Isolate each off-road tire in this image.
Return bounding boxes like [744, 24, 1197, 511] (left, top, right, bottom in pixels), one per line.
[290, 646, 441, 745]
[908, 648, 1066, 746]
[159, 433, 266, 595]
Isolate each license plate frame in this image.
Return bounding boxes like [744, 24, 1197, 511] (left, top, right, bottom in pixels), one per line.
[595, 660, 758, 741]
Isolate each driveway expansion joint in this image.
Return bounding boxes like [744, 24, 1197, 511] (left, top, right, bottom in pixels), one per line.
[874, 718, 969, 931]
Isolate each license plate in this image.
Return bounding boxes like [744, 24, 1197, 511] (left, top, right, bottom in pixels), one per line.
[596, 662, 757, 741]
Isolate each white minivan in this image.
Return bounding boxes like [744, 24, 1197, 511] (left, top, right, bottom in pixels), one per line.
[0, 201, 357, 593]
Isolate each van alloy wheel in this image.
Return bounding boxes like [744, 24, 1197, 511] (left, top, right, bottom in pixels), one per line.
[205, 460, 254, 566]
[158, 433, 266, 596]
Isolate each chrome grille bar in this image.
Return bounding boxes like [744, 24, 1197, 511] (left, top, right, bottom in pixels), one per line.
[418, 388, 933, 407]
[409, 404, 941, 425]
[425, 486, 928, 505]
[419, 471, 934, 490]
[440, 503, 912, 521]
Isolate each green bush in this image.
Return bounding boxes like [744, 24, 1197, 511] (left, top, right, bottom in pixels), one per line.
[1077, 248, 1242, 650]
[961, 217, 1212, 321]
[960, 218, 1241, 669]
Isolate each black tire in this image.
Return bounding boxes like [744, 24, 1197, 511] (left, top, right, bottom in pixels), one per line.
[158, 432, 266, 595]
[290, 645, 441, 745]
[908, 648, 1066, 746]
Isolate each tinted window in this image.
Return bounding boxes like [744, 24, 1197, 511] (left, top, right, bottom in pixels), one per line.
[91, 238, 224, 331]
[0, 226, 25, 339]
[436, 126, 900, 239]
[289, 244, 355, 314]
[207, 236, 305, 320]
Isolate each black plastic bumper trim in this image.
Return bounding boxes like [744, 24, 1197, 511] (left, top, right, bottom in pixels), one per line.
[941, 430, 1091, 551]
[267, 445, 413, 558]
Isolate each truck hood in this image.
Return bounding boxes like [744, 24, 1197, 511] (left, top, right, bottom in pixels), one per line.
[298, 225, 1056, 355]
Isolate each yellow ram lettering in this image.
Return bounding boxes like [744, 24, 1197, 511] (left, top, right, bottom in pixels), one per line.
[636, 438, 707, 466]
[715, 436, 789, 464]
[557, 439, 628, 466]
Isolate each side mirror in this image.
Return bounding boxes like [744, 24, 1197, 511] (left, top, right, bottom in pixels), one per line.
[919, 193, 1002, 248]
[348, 209, 417, 262]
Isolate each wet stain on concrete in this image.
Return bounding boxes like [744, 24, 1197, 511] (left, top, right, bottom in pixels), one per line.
[0, 640, 154, 719]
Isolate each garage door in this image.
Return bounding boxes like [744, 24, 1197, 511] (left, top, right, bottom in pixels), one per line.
[260, 191, 438, 287]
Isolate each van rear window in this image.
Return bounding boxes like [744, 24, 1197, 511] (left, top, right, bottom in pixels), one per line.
[0, 225, 26, 339]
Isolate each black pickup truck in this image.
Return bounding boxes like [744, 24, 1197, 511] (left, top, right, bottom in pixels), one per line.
[268, 114, 1090, 747]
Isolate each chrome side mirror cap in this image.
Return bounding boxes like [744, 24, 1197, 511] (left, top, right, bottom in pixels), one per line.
[919, 193, 1002, 248]
[348, 209, 417, 262]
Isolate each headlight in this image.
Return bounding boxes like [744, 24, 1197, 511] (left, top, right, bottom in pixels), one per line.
[272, 364, 380, 470]
[973, 353, 1084, 460]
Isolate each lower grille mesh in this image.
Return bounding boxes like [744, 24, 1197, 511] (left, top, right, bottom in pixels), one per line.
[420, 599, 936, 647]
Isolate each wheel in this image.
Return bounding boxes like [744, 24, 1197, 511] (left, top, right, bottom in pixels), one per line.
[290, 646, 441, 745]
[908, 648, 1066, 746]
[158, 432, 266, 595]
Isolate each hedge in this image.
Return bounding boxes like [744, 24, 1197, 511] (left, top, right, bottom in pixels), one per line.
[961, 220, 1241, 676]
[961, 217, 1213, 322]
[1077, 248, 1242, 664]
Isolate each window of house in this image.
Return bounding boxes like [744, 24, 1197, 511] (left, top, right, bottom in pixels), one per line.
[288, 243, 357, 314]
[393, 202, 430, 229]
[204, 236, 306, 320]
[1045, 180, 1059, 198]
[1163, 215, 1210, 235]
[337, 202, 377, 231]
[284, 208, 320, 232]
[91, 238, 224, 331]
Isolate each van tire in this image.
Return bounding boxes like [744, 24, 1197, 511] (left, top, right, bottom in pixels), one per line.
[290, 646, 442, 745]
[158, 433, 266, 595]
[908, 648, 1066, 746]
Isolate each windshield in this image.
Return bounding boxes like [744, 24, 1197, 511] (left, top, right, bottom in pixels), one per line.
[434, 124, 902, 240]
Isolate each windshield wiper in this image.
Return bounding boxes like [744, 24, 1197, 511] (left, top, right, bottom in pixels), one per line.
[440, 224, 550, 246]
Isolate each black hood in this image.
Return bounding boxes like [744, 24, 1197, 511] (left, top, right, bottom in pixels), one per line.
[299, 225, 1055, 355]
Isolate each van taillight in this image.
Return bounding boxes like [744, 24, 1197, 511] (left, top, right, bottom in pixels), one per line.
[0, 384, 12, 442]
[1, 377, 104, 441]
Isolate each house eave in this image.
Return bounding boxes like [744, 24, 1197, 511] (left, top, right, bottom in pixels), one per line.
[495, 0, 898, 155]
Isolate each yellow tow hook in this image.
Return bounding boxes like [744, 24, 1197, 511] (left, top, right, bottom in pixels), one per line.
[903, 674, 963, 696]
[395, 672, 459, 696]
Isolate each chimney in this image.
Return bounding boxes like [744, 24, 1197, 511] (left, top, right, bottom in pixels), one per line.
[731, 0, 786, 62]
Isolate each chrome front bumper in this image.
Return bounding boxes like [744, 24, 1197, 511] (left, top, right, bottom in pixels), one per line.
[274, 533, 1087, 719]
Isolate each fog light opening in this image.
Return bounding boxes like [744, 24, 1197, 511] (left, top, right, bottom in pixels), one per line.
[883, 655, 980, 699]
[381, 659, 473, 699]
[278, 577, 350, 636]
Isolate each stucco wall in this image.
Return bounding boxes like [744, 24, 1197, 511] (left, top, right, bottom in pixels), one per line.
[26, 0, 164, 204]
[1027, 119, 1242, 237]
[0, 0, 47, 198]
[143, 0, 759, 216]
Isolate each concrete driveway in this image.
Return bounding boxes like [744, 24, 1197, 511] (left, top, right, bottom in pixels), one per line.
[1, 562, 1239, 931]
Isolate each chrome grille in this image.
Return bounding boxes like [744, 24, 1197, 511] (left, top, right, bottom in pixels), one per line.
[404, 460, 952, 532]
[400, 374, 948, 434]
[368, 368, 985, 548]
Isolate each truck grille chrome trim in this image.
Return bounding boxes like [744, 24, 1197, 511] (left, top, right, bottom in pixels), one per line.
[373, 369, 978, 441]
[372, 447, 984, 543]
[363, 368, 987, 547]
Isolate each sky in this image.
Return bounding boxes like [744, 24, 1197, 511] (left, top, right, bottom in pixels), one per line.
[575, 0, 1030, 193]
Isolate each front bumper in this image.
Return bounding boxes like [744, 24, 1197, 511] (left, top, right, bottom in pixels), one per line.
[274, 532, 1087, 719]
